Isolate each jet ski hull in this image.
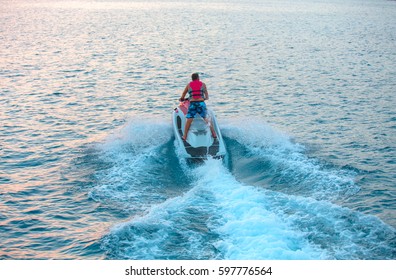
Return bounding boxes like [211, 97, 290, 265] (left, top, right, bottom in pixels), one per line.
[172, 100, 226, 159]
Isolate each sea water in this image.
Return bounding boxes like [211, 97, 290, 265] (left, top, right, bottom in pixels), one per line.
[0, 0, 395, 259]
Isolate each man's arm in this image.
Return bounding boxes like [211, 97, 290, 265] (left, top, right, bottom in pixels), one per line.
[203, 83, 209, 100]
[180, 85, 189, 100]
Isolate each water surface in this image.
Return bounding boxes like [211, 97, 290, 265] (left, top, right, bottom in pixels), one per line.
[0, 0, 395, 259]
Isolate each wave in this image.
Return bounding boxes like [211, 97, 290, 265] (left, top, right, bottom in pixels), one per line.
[88, 117, 188, 215]
[102, 158, 395, 260]
[222, 118, 360, 201]
[91, 116, 395, 259]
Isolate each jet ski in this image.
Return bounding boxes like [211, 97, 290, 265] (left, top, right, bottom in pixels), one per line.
[172, 99, 226, 160]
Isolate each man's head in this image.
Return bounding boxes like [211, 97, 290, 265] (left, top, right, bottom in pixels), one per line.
[191, 73, 199, 81]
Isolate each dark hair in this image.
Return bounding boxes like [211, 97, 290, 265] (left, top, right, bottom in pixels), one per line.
[191, 73, 199, 81]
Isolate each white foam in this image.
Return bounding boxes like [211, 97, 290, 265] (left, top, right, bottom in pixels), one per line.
[98, 118, 394, 260]
[98, 116, 173, 154]
[103, 181, 222, 259]
[222, 117, 297, 151]
[104, 159, 330, 259]
[103, 157, 395, 259]
[192, 158, 328, 259]
[89, 116, 174, 211]
[221, 117, 359, 201]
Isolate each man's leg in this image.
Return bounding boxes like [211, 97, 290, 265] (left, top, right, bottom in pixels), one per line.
[204, 117, 217, 138]
[200, 103, 217, 138]
[183, 118, 193, 140]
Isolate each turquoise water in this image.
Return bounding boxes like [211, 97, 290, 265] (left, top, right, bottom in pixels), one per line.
[0, 0, 395, 259]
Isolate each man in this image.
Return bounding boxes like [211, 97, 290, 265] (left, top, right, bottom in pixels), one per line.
[179, 73, 217, 141]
